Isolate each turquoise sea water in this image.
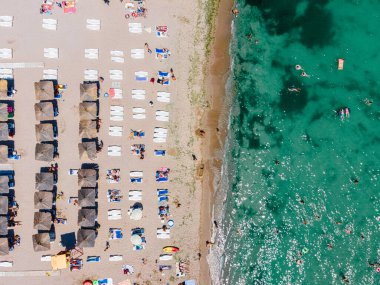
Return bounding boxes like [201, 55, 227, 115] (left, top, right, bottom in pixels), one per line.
[217, 1, 380, 284]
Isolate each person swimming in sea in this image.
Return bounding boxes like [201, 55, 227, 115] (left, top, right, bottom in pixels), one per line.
[288, 87, 301, 92]
[345, 107, 350, 118]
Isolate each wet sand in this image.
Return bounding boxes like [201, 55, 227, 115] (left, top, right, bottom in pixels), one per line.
[198, 0, 234, 284]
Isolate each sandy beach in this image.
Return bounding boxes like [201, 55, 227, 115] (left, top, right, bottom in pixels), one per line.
[0, 0, 233, 284]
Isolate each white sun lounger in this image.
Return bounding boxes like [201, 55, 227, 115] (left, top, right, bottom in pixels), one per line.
[153, 137, 167, 143]
[0, 48, 12, 59]
[110, 70, 123, 80]
[157, 91, 171, 103]
[135, 71, 148, 81]
[132, 89, 146, 95]
[156, 110, 169, 117]
[0, 68, 13, 79]
[157, 97, 170, 103]
[110, 115, 123, 121]
[156, 116, 169, 122]
[0, 16, 13, 27]
[42, 18, 57, 30]
[132, 94, 145, 100]
[86, 19, 100, 30]
[41, 255, 52, 262]
[109, 126, 123, 136]
[111, 57, 124, 63]
[44, 48, 58, 59]
[84, 69, 98, 80]
[0, 261, 13, 267]
[132, 89, 146, 100]
[110, 111, 124, 117]
[159, 254, 173, 261]
[131, 49, 145, 59]
[130, 171, 143, 177]
[111, 50, 124, 56]
[154, 127, 168, 133]
[154, 133, 167, 138]
[109, 255, 123, 261]
[85, 49, 99, 59]
[111, 105, 124, 111]
[133, 114, 146, 120]
[43, 69, 58, 80]
[108, 209, 122, 220]
[132, 107, 145, 114]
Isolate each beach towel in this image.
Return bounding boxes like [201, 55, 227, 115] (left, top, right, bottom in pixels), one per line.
[109, 88, 123, 99]
[87, 256, 101, 262]
[154, 150, 166, 156]
[64, 0, 77, 14]
[156, 26, 168, 37]
[130, 177, 142, 183]
[98, 278, 113, 285]
[109, 228, 123, 240]
[134, 71, 148, 81]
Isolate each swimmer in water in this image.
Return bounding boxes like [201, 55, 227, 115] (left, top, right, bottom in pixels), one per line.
[295, 65, 302, 70]
[364, 98, 373, 106]
[288, 87, 301, 92]
[232, 8, 239, 17]
[339, 109, 345, 121]
[301, 71, 310, 77]
[345, 107, 350, 118]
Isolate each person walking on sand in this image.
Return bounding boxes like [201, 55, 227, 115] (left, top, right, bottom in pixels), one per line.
[104, 241, 110, 251]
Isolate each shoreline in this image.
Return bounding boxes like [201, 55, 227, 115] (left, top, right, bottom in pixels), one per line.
[198, 0, 234, 284]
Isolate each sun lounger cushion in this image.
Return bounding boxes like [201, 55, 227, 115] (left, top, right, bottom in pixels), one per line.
[133, 114, 146, 119]
[153, 137, 167, 143]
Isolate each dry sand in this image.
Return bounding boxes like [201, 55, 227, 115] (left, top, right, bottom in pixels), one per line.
[0, 0, 228, 284]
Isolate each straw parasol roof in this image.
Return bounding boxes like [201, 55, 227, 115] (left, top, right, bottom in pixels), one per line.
[80, 83, 98, 101]
[0, 123, 9, 140]
[33, 212, 52, 231]
[0, 80, 8, 98]
[34, 81, 54, 100]
[78, 169, 97, 188]
[78, 208, 96, 227]
[34, 192, 53, 210]
[0, 176, 9, 194]
[0, 238, 9, 255]
[35, 102, 54, 121]
[78, 141, 97, 161]
[76, 229, 96, 248]
[0, 196, 8, 215]
[79, 120, 97, 139]
[35, 124, 54, 142]
[35, 143, 54, 162]
[0, 103, 8, 121]
[0, 145, 8, 163]
[79, 102, 97, 120]
[78, 188, 96, 207]
[0, 216, 7, 235]
[32, 233, 51, 252]
[35, 172, 54, 190]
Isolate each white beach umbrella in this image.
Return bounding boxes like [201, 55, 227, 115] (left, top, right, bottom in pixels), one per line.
[130, 235, 142, 245]
[130, 208, 142, 220]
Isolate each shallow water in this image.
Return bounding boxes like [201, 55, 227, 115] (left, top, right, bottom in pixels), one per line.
[217, 1, 380, 284]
